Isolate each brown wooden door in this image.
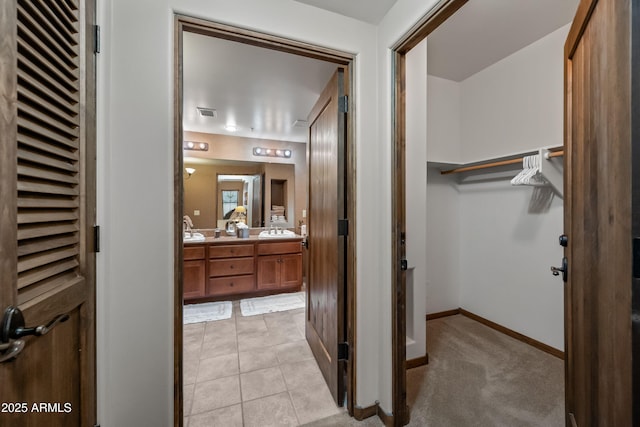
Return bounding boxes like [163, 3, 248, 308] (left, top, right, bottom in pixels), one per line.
[306, 69, 347, 406]
[564, 0, 635, 425]
[0, 1, 97, 426]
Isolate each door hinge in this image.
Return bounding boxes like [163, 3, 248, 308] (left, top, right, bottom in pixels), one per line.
[338, 342, 349, 360]
[339, 95, 348, 113]
[634, 238, 640, 278]
[338, 219, 348, 236]
[93, 225, 100, 253]
[94, 25, 101, 54]
[400, 259, 408, 271]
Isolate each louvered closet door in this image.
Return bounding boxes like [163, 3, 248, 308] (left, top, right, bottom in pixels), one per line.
[0, 1, 96, 426]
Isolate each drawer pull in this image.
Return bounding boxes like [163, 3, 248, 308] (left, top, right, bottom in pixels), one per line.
[230, 282, 234, 287]
[230, 265, 234, 269]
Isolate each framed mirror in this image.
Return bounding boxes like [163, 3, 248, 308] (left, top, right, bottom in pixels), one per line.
[184, 158, 296, 229]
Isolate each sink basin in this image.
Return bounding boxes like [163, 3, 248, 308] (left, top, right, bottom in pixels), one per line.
[184, 232, 205, 242]
[258, 230, 297, 239]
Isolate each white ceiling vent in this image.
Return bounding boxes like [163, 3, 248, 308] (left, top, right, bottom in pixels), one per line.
[197, 107, 217, 118]
[293, 119, 309, 128]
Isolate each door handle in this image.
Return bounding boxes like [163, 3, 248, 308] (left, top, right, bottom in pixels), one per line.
[0, 339, 25, 363]
[0, 306, 69, 363]
[1, 306, 69, 343]
[551, 257, 568, 282]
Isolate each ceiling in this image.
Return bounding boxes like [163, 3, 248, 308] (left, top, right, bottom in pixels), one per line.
[427, 0, 579, 81]
[182, 0, 579, 143]
[293, 0, 398, 24]
[182, 32, 337, 143]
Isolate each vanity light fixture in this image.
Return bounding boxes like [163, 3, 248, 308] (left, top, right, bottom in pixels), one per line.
[183, 141, 209, 151]
[224, 125, 238, 132]
[185, 167, 196, 179]
[253, 147, 292, 159]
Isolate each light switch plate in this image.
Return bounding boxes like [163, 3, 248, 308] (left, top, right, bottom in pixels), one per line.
[194, 210, 200, 216]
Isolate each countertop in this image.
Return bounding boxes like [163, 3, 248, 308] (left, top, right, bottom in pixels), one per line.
[184, 234, 303, 245]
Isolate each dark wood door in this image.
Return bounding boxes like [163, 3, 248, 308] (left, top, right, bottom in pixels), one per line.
[564, 0, 636, 425]
[306, 69, 347, 406]
[0, 1, 97, 426]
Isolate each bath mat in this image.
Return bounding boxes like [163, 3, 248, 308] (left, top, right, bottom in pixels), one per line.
[183, 301, 232, 324]
[240, 292, 305, 317]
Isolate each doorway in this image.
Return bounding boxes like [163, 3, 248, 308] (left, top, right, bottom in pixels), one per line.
[392, 0, 578, 424]
[173, 16, 357, 427]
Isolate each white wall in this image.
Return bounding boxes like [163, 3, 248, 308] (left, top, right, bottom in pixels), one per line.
[427, 75, 461, 162]
[97, 0, 385, 425]
[421, 24, 569, 350]
[458, 179, 564, 349]
[425, 166, 461, 313]
[460, 25, 569, 162]
[405, 39, 427, 361]
[455, 25, 569, 350]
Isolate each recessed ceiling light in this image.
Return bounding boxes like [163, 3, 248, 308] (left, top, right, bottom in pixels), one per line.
[196, 107, 217, 118]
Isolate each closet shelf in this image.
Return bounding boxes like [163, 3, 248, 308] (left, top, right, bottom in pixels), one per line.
[439, 147, 563, 175]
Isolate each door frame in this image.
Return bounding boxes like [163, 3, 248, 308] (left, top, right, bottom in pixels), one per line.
[172, 15, 358, 426]
[391, 0, 468, 426]
[389, 1, 468, 425]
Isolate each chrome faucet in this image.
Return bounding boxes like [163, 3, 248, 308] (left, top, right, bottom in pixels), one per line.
[183, 215, 194, 237]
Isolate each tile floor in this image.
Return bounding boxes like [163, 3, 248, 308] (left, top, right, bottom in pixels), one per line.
[183, 301, 342, 426]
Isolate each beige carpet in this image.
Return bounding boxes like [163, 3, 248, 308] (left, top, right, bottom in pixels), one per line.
[304, 314, 564, 426]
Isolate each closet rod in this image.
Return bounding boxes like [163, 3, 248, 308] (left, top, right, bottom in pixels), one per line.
[440, 150, 564, 175]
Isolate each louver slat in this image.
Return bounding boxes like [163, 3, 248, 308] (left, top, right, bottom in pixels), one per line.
[18, 164, 78, 184]
[17, 4, 78, 68]
[18, 102, 78, 140]
[18, 246, 80, 274]
[17, 147, 77, 172]
[16, 0, 80, 304]
[18, 137, 79, 163]
[20, 1, 76, 56]
[18, 196, 78, 209]
[49, 0, 78, 33]
[17, 259, 80, 290]
[17, 21, 78, 83]
[18, 234, 79, 257]
[17, 58, 78, 109]
[18, 223, 79, 241]
[18, 83, 78, 127]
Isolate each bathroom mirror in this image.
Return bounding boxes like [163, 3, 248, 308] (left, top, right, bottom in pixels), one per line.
[217, 173, 264, 227]
[184, 158, 297, 229]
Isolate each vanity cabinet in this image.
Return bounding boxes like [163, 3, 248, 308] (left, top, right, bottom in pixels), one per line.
[183, 238, 302, 303]
[208, 244, 255, 297]
[183, 245, 206, 300]
[257, 241, 303, 290]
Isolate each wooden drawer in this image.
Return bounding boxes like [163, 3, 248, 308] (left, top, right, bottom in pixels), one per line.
[209, 258, 254, 277]
[257, 241, 302, 255]
[209, 244, 254, 259]
[184, 245, 205, 260]
[208, 275, 255, 296]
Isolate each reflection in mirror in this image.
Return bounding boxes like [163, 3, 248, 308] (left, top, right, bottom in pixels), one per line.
[184, 158, 297, 230]
[217, 174, 264, 227]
